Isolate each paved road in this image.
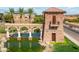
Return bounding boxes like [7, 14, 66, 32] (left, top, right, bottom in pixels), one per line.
[64, 26, 79, 41]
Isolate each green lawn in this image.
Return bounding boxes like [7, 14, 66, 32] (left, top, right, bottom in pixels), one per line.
[53, 37, 79, 52]
[5, 38, 45, 52]
[0, 26, 6, 33]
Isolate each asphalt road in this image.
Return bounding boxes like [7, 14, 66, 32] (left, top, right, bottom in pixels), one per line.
[64, 26, 79, 41]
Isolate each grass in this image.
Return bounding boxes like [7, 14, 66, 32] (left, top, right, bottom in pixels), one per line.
[53, 37, 79, 52]
[5, 37, 79, 52]
[0, 26, 6, 33]
[5, 37, 45, 52]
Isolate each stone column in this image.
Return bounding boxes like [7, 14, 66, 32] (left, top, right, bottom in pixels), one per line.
[17, 29, 21, 47]
[17, 29, 21, 40]
[28, 29, 32, 40]
[7, 31, 10, 38]
[28, 31, 32, 48]
[29, 31, 32, 40]
[40, 29, 42, 40]
[5, 29, 10, 40]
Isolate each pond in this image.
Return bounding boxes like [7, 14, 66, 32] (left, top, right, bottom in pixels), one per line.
[10, 32, 40, 38]
[4, 32, 45, 52]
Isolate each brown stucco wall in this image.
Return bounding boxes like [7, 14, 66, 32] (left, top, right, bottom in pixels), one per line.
[43, 13, 64, 43]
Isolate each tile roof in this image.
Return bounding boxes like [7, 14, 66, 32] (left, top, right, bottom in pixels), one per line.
[44, 7, 65, 13]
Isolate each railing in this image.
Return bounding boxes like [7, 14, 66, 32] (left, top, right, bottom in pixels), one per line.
[64, 22, 79, 28]
[4, 23, 43, 25]
[64, 24, 79, 34]
[49, 22, 59, 29]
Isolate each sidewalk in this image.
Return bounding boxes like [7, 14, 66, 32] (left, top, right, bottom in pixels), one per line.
[43, 44, 53, 52]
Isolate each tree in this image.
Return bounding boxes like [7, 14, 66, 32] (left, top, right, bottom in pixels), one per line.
[19, 8, 24, 18]
[33, 15, 44, 24]
[9, 8, 15, 23]
[9, 8, 14, 15]
[0, 13, 3, 22]
[18, 8, 24, 23]
[4, 13, 12, 23]
[28, 8, 34, 23]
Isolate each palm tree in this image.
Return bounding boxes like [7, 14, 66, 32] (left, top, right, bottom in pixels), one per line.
[9, 8, 15, 23]
[0, 13, 3, 22]
[18, 8, 24, 23]
[4, 13, 12, 23]
[19, 8, 24, 18]
[28, 8, 33, 23]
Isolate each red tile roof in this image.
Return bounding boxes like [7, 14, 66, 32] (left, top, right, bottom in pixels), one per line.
[44, 7, 65, 13]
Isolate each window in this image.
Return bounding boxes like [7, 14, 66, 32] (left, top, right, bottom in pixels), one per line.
[25, 16, 27, 18]
[52, 33, 56, 41]
[52, 16, 56, 24]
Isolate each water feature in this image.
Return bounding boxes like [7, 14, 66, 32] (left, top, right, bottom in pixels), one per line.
[10, 32, 40, 38]
[4, 32, 45, 52]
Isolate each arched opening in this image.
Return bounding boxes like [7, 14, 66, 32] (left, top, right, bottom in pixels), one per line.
[34, 28, 40, 33]
[20, 27, 28, 33]
[32, 28, 41, 39]
[8, 27, 18, 38]
[9, 27, 17, 33]
[20, 27, 29, 38]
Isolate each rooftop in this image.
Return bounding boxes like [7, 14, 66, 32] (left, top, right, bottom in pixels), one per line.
[44, 7, 66, 13]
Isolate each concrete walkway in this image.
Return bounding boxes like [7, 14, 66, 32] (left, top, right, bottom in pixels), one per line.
[0, 34, 7, 52]
[43, 44, 53, 52]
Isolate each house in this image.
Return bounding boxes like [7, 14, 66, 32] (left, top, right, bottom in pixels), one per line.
[13, 12, 35, 23]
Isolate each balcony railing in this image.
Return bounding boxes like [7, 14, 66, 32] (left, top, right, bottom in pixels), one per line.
[49, 21, 59, 29]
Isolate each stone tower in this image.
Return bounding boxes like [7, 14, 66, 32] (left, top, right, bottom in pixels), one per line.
[42, 7, 65, 43]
